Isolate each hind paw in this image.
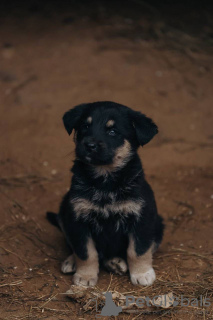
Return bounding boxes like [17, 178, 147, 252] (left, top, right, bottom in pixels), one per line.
[104, 257, 128, 275]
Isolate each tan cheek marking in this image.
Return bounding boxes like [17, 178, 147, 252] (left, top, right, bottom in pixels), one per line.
[94, 139, 132, 176]
[113, 139, 131, 167]
[87, 116, 92, 124]
[106, 119, 115, 127]
[127, 235, 154, 274]
[74, 238, 99, 278]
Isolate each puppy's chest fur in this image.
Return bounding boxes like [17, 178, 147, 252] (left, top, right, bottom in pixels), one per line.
[70, 172, 144, 231]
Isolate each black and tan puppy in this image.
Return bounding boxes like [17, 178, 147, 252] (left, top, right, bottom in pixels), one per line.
[47, 101, 164, 287]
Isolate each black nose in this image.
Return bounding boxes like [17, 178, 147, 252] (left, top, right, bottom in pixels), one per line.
[85, 141, 97, 152]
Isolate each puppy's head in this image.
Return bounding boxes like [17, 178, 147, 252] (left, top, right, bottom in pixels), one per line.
[63, 101, 158, 169]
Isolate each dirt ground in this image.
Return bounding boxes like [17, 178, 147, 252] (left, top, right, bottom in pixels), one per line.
[0, 1, 213, 319]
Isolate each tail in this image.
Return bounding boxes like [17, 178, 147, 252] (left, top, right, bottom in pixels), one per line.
[46, 211, 60, 230]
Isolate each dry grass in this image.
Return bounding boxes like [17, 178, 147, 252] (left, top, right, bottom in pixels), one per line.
[1, 219, 212, 319]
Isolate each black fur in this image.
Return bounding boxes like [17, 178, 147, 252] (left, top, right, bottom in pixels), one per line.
[46, 211, 59, 228]
[47, 101, 164, 270]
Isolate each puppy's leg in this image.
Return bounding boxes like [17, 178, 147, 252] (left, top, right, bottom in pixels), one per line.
[127, 235, 155, 286]
[73, 238, 99, 287]
[104, 257, 128, 275]
[61, 254, 76, 274]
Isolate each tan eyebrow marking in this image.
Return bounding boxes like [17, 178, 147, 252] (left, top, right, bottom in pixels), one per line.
[87, 117, 92, 124]
[106, 120, 115, 127]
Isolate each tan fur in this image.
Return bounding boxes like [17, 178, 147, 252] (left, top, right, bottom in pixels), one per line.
[94, 139, 132, 177]
[71, 197, 144, 218]
[106, 119, 115, 127]
[127, 235, 154, 274]
[87, 116, 92, 124]
[73, 238, 99, 286]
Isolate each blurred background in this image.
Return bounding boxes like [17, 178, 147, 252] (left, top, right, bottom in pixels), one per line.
[0, 1, 213, 319]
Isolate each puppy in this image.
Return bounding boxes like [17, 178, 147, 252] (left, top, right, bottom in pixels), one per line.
[47, 101, 164, 287]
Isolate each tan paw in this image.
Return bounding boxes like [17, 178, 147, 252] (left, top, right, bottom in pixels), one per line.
[73, 272, 98, 287]
[61, 255, 76, 274]
[130, 268, 156, 286]
[104, 257, 128, 275]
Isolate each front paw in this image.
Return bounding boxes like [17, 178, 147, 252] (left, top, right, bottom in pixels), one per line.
[61, 255, 76, 274]
[73, 272, 98, 287]
[130, 268, 156, 286]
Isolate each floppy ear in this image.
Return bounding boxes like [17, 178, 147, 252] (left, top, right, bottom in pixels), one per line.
[129, 110, 158, 146]
[63, 103, 87, 135]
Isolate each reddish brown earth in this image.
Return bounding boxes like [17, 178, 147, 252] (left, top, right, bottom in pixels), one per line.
[0, 2, 213, 319]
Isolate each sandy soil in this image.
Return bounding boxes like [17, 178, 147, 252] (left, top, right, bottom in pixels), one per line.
[0, 1, 213, 319]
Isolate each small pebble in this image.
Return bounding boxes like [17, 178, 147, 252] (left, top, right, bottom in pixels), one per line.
[43, 161, 48, 166]
[199, 66, 206, 73]
[210, 194, 213, 199]
[2, 46, 15, 59]
[51, 169, 57, 175]
[153, 100, 159, 107]
[29, 268, 33, 272]
[155, 70, 163, 77]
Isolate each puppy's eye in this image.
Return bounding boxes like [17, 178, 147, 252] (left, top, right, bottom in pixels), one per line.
[108, 129, 116, 136]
